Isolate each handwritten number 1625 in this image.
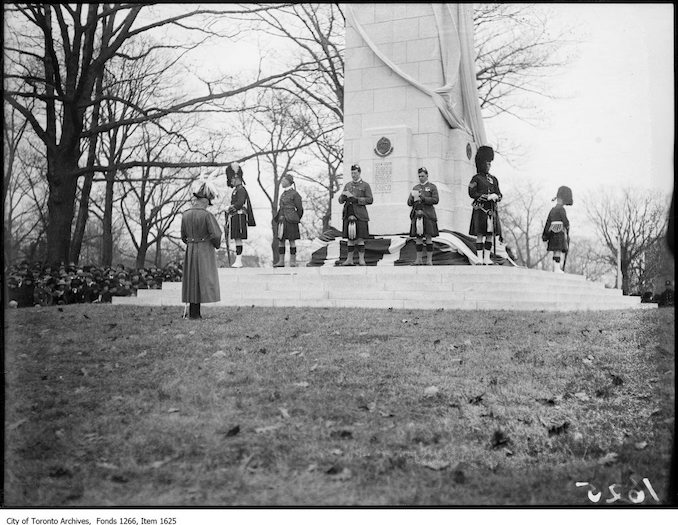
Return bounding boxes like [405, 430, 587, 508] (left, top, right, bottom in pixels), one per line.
[575, 478, 659, 504]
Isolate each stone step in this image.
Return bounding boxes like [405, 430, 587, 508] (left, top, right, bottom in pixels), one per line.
[113, 266, 652, 311]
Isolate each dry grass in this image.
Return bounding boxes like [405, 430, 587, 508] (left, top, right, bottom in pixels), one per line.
[3, 304, 674, 506]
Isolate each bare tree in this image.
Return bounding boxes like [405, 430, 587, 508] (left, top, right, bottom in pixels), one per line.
[3, 3, 307, 264]
[237, 92, 314, 263]
[584, 188, 669, 294]
[499, 178, 550, 268]
[564, 237, 613, 283]
[474, 3, 575, 121]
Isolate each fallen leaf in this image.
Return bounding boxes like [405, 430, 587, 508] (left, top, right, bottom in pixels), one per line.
[150, 457, 174, 469]
[582, 358, 593, 365]
[174, 334, 185, 340]
[212, 350, 226, 358]
[225, 425, 240, 437]
[254, 425, 281, 434]
[359, 352, 370, 358]
[293, 382, 309, 388]
[468, 393, 485, 405]
[167, 407, 180, 413]
[246, 334, 260, 340]
[95, 462, 119, 470]
[548, 421, 570, 436]
[423, 386, 439, 398]
[137, 351, 147, 358]
[450, 358, 463, 365]
[587, 354, 595, 360]
[463, 339, 472, 347]
[306, 463, 318, 472]
[330, 429, 353, 439]
[420, 460, 450, 471]
[433, 339, 441, 346]
[111, 474, 128, 483]
[491, 429, 510, 449]
[330, 448, 343, 456]
[326, 466, 352, 481]
[189, 330, 195, 335]
[574, 392, 590, 402]
[278, 407, 290, 419]
[447, 344, 458, 351]
[7, 418, 28, 431]
[610, 374, 624, 386]
[379, 410, 394, 418]
[290, 351, 302, 356]
[537, 398, 556, 406]
[310, 363, 319, 372]
[598, 452, 618, 466]
[258, 348, 267, 354]
[634, 441, 648, 450]
[573, 432, 584, 442]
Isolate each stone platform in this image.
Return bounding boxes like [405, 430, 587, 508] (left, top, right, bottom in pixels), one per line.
[113, 266, 654, 311]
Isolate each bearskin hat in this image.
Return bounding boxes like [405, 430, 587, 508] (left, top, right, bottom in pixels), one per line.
[225, 161, 243, 187]
[555, 186, 573, 206]
[475, 145, 494, 171]
[192, 179, 218, 205]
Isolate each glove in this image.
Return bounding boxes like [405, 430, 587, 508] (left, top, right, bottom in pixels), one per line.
[488, 193, 499, 201]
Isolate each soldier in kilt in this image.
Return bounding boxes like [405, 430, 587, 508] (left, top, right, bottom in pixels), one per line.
[468, 146, 502, 265]
[542, 186, 573, 273]
[408, 167, 439, 265]
[227, 172, 255, 268]
[338, 164, 373, 266]
[274, 174, 304, 267]
[181, 180, 222, 319]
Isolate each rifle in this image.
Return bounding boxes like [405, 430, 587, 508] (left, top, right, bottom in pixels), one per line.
[562, 228, 569, 271]
[224, 211, 232, 267]
[491, 200, 497, 262]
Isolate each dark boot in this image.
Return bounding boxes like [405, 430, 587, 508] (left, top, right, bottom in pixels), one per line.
[189, 303, 202, 320]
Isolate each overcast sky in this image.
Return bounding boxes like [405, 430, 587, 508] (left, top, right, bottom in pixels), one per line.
[489, 3, 674, 202]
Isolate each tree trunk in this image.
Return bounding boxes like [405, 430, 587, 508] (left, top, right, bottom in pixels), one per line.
[154, 235, 162, 267]
[46, 158, 79, 265]
[70, 174, 94, 264]
[136, 240, 148, 269]
[101, 173, 115, 266]
[271, 218, 280, 264]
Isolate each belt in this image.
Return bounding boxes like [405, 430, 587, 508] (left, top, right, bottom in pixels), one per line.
[186, 238, 208, 243]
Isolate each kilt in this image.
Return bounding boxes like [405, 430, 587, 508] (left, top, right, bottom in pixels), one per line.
[546, 231, 569, 252]
[230, 213, 248, 240]
[342, 217, 369, 240]
[278, 219, 301, 241]
[469, 207, 501, 237]
[409, 215, 439, 237]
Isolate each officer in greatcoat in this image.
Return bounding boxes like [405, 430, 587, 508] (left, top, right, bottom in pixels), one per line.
[468, 146, 503, 265]
[542, 186, 573, 273]
[339, 164, 373, 266]
[407, 167, 439, 265]
[274, 173, 304, 267]
[181, 180, 222, 319]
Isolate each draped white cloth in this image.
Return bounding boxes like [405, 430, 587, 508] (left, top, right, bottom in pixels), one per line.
[346, 3, 487, 145]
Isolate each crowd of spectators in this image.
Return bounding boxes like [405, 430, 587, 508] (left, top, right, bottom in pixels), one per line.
[5, 260, 183, 308]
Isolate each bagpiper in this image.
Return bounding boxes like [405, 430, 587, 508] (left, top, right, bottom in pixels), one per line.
[338, 164, 373, 266]
[274, 173, 304, 267]
[181, 179, 222, 319]
[227, 169, 255, 268]
[542, 185, 573, 273]
[407, 167, 439, 265]
[468, 145, 503, 265]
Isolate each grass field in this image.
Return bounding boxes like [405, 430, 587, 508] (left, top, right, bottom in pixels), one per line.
[3, 304, 675, 506]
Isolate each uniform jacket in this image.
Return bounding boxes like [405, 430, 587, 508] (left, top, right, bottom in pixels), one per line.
[468, 172, 502, 210]
[276, 188, 304, 223]
[339, 180, 373, 221]
[408, 182, 439, 221]
[542, 204, 570, 251]
[181, 207, 222, 303]
[229, 185, 256, 226]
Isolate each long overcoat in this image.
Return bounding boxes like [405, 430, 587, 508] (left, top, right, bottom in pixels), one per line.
[181, 207, 222, 303]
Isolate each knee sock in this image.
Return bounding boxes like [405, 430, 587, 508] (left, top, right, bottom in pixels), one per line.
[236, 245, 243, 255]
[476, 242, 483, 254]
[426, 243, 433, 253]
[553, 256, 561, 263]
[416, 244, 423, 252]
[357, 244, 365, 253]
[484, 240, 492, 251]
[278, 246, 285, 255]
[290, 247, 297, 255]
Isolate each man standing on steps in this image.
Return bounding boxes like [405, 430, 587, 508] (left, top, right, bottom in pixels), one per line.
[227, 172, 255, 268]
[274, 173, 304, 267]
[468, 146, 502, 265]
[542, 186, 572, 273]
[407, 167, 439, 265]
[339, 164, 373, 266]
